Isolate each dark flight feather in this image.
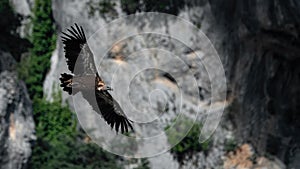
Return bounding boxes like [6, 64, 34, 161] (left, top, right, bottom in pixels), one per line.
[61, 23, 97, 75]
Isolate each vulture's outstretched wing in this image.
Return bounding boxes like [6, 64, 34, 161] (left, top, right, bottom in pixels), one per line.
[95, 90, 134, 134]
[80, 89, 134, 134]
[61, 23, 98, 75]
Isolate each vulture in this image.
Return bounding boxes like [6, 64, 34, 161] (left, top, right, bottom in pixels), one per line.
[59, 23, 134, 134]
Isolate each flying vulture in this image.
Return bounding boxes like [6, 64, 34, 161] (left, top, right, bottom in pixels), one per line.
[59, 23, 134, 134]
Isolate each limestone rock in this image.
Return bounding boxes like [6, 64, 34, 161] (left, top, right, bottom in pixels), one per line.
[0, 51, 35, 169]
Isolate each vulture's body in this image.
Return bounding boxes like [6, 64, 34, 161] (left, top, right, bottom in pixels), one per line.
[59, 24, 133, 134]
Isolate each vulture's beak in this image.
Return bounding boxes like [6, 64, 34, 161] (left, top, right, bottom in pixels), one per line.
[105, 86, 113, 91]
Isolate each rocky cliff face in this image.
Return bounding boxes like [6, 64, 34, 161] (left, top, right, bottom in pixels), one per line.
[41, 0, 299, 168]
[206, 0, 300, 168]
[0, 51, 35, 169]
[9, 0, 34, 38]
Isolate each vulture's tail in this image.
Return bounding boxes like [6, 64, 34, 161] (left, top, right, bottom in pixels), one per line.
[59, 73, 73, 95]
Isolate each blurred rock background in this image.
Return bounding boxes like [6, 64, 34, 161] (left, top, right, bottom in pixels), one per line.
[0, 0, 299, 168]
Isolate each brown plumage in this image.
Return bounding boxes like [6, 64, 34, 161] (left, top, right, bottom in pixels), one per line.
[59, 23, 134, 134]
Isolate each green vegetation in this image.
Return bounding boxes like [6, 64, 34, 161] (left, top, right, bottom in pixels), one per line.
[120, 0, 185, 15]
[134, 159, 151, 169]
[15, 0, 122, 168]
[30, 92, 122, 169]
[166, 117, 212, 164]
[33, 92, 76, 143]
[120, 0, 140, 14]
[18, 0, 56, 99]
[224, 138, 238, 152]
[86, 0, 117, 19]
[195, 22, 201, 29]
